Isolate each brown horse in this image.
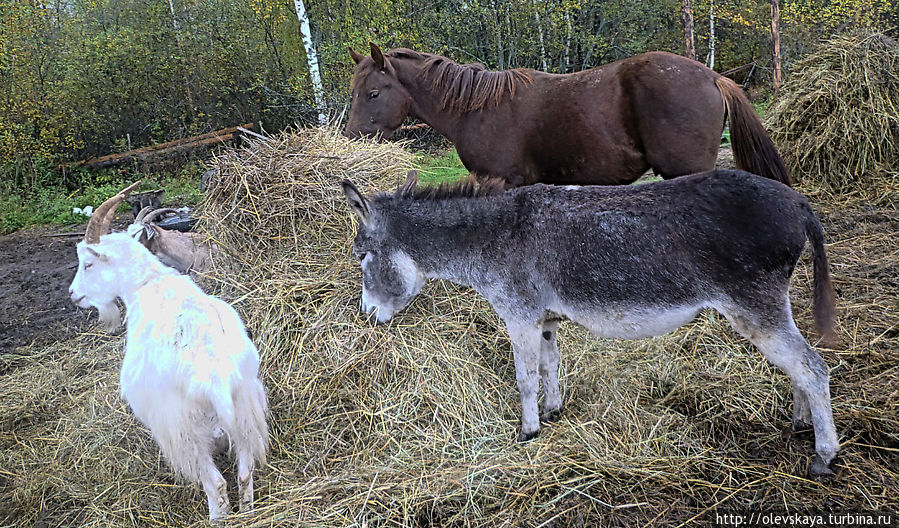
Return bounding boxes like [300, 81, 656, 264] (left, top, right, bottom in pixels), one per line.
[345, 43, 789, 187]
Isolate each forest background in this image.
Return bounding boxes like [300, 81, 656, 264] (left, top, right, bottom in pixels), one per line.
[2, 0, 897, 195]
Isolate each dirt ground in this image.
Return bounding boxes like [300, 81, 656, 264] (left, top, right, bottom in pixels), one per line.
[0, 217, 133, 355]
[0, 226, 90, 354]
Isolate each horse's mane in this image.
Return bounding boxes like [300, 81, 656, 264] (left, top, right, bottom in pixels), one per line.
[392, 176, 506, 201]
[389, 49, 532, 113]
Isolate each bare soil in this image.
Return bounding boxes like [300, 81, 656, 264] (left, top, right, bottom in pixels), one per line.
[0, 218, 131, 355]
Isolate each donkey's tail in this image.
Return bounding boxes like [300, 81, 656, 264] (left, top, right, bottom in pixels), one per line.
[804, 207, 837, 344]
[716, 76, 791, 186]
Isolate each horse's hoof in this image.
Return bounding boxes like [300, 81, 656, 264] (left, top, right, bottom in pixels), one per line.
[810, 454, 835, 480]
[518, 430, 538, 443]
[541, 409, 561, 423]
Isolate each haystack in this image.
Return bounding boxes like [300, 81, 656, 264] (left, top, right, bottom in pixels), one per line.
[766, 31, 899, 195]
[2, 126, 897, 526]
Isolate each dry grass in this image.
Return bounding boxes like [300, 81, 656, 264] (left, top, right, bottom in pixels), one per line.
[1, 127, 897, 527]
[766, 30, 899, 199]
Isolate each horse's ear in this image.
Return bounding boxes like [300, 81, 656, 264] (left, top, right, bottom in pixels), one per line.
[349, 47, 364, 65]
[342, 180, 371, 226]
[370, 42, 386, 70]
[398, 170, 418, 195]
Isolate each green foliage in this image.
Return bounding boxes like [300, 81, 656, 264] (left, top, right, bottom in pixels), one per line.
[415, 149, 469, 185]
[2, 0, 896, 233]
[0, 165, 205, 235]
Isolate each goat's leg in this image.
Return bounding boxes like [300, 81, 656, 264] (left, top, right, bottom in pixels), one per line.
[539, 320, 562, 423]
[199, 460, 231, 521]
[236, 449, 255, 513]
[724, 305, 839, 477]
[507, 322, 543, 442]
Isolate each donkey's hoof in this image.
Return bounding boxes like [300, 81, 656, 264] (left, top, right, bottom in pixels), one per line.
[791, 420, 813, 433]
[540, 409, 561, 423]
[518, 430, 538, 443]
[810, 454, 835, 480]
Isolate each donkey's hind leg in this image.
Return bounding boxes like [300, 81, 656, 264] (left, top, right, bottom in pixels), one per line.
[539, 320, 562, 423]
[723, 302, 839, 477]
[507, 322, 543, 442]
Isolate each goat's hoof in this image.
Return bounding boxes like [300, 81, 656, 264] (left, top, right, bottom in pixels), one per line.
[540, 409, 561, 423]
[518, 430, 538, 443]
[810, 454, 835, 480]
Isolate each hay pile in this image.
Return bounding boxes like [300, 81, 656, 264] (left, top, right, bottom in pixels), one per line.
[766, 31, 899, 195]
[1, 127, 897, 526]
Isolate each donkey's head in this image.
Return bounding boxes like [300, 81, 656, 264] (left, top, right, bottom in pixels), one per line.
[343, 173, 425, 324]
[344, 43, 412, 140]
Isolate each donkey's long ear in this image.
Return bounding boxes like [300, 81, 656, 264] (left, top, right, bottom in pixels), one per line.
[370, 42, 385, 70]
[349, 47, 364, 65]
[398, 170, 418, 195]
[342, 180, 371, 226]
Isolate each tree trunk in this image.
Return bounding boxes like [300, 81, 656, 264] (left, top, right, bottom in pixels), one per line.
[293, 0, 327, 124]
[708, 0, 715, 69]
[534, 2, 548, 71]
[771, 0, 782, 90]
[563, 10, 572, 73]
[681, 0, 696, 61]
[166, 0, 196, 121]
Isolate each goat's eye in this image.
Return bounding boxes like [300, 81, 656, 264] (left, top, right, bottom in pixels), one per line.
[368, 89, 379, 100]
[83, 262, 93, 270]
[353, 251, 367, 261]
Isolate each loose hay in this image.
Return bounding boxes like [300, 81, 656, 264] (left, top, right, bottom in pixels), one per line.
[1, 126, 897, 526]
[766, 30, 899, 197]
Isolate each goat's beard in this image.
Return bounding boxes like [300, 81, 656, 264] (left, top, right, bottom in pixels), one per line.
[96, 302, 122, 331]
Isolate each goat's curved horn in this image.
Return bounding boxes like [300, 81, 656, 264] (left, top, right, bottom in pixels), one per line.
[134, 206, 154, 224]
[141, 207, 178, 225]
[85, 181, 141, 244]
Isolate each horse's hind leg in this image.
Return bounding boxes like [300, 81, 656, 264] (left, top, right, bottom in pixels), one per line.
[539, 320, 562, 422]
[722, 301, 839, 477]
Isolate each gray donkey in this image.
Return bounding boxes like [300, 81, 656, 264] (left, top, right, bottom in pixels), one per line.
[342, 169, 839, 476]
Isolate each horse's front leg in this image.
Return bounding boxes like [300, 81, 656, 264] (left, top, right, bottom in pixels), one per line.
[507, 322, 543, 442]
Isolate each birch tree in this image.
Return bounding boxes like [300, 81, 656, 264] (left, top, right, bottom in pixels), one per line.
[681, 0, 696, 60]
[293, 0, 327, 124]
[707, 0, 715, 69]
[771, 0, 782, 89]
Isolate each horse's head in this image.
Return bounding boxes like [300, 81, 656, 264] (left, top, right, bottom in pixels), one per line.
[342, 173, 426, 324]
[344, 43, 412, 140]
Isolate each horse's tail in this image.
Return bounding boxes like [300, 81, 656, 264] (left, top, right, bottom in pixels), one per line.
[804, 205, 837, 345]
[715, 76, 791, 186]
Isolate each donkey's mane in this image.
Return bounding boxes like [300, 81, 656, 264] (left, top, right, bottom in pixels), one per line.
[389, 49, 532, 113]
[392, 176, 506, 201]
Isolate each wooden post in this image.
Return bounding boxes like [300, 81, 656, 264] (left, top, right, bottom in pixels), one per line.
[771, 0, 782, 90]
[681, 0, 696, 61]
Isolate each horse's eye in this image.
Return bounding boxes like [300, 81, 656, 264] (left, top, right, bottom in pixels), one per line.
[369, 90, 380, 100]
[354, 251, 367, 261]
[84, 262, 93, 270]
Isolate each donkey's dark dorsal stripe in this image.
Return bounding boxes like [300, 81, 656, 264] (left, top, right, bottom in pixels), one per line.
[346, 45, 790, 188]
[345, 169, 837, 477]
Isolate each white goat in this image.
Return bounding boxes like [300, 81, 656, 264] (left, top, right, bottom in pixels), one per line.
[69, 182, 268, 520]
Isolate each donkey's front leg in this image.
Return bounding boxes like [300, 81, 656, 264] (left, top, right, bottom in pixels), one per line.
[507, 322, 543, 442]
[539, 320, 562, 423]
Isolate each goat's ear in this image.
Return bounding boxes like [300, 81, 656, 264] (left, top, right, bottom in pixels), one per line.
[85, 246, 110, 262]
[349, 47, 364, 65]
[342, 180, 371, 226]
[370, 42, 385, 70]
